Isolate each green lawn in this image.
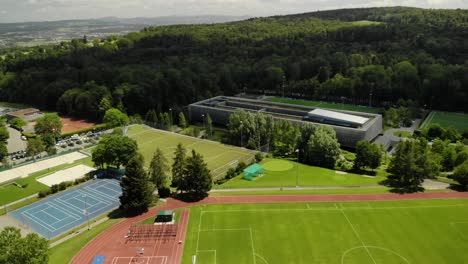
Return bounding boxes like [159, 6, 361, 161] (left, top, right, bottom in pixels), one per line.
[127, 125, 256, 180]
[183, 199, 468, 264]
[210, 188, 391, 196]
[420, 111, 468, 132]
[217, 158, 385, 189]
[0, 157, 93, 206]
[265, 97, 382, 114]
[48, 218, 122, 264]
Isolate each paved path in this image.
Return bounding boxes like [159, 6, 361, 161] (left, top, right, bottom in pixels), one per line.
[211, 185, 385, 192]
[6, 126, 26, 153]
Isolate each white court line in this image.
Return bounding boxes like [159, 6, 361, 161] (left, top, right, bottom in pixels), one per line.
[84, 185, 120, 200]
[47, 201, 81, 219]
[23, 210, 57, 232]
[340, 208, 377, 264]
[41, 209, 61, 222]
[96, 184, 122, 197]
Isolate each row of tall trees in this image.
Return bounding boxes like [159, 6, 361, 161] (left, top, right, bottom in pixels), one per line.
[0, 118, 9, 162]
[0, 7, 466, 119]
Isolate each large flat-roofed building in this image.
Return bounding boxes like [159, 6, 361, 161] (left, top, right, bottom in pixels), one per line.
[188, 96, 383, 148]
[305, 108, 369, 128]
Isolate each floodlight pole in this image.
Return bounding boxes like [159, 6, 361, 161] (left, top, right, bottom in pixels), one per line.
[169, 108, 173, 128]
[295, 149, 299, 187]
[201, 114, 206, 134]
[240, 121, 243, 147]
[83, 194, 90, 230]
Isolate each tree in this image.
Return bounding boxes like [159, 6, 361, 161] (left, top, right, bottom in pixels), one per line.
[450, 161, 468, 190]
[171, 143, 186, 188]
[354, 140, 382, 170]
[119, 153, 154, 216]
[0, 226, 49, 264]
[0, 142, 8, 163]
[298, 125, 340, 169]
[9, 118, 26, 131]
[179, 150, 212, 195]
[149, 148, 169, 189]
[91, 134, 138, 168]
[103, 108, 129, 128]
[34, 113, 62, 138]
[0, 126, 8, 144]
[26, 137, 45, 158]
[387, 139, 438, 191]
[145, 109, 158, 127]
[179, 112, 188, 128]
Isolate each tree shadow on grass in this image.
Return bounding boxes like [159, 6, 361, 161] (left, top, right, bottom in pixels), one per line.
[349, 168, 377, 176]
[379, 176, 424, 194]
[172, 192, 208, 203]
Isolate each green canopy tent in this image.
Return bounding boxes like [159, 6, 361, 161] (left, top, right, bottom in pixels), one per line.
[243, 163, 264, 180]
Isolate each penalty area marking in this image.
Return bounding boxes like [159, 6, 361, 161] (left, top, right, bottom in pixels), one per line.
[341, 246, 410, 264]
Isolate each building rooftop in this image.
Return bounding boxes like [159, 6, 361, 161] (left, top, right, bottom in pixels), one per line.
[6, 108, 40, 118]
[307, 108, 369, 126]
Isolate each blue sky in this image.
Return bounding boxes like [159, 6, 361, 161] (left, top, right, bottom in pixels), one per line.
[0, 0, 466, 23]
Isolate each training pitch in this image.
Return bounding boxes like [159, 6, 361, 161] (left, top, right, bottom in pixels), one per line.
[183, 199, 468, 264]
[9, 179, 121, 239]
[127, 125, 256, 180]
[420, 111, 468, 132]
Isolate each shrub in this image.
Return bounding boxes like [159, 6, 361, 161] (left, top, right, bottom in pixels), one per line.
[157, 187, 171, 198]
[50, 184, 59, 193]
[236, 162, 247, 172]
[255, 153, 263, 162]
[46, 146, 57, 155]
[225, 167, 237, 179]
[58, 182, 67, 191]
[21, 132, 37, 139]
[38, 189, 50, 198]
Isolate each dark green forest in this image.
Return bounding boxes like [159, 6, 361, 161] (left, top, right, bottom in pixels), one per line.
[0, 7, 467, 120]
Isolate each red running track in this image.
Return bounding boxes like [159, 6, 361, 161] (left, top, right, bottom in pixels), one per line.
[71, 191, 468, 264]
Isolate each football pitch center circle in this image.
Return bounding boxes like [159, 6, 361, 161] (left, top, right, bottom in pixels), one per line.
[262, 160, 294, 171]
[341, 246, 410, 264]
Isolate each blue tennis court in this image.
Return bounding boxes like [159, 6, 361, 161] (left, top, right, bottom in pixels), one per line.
[9, 178, 122, 239]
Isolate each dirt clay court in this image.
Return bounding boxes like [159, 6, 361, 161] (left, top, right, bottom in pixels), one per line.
[60, 116, 97, 134]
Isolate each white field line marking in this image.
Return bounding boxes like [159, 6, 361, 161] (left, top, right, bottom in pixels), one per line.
[196, 211, 204, 254]
[196, 250, 217, 264]
[255, 253, 270, 264]
[249, 228, 257, 264]
[340, 208, 377, 264]
[450, 222, 468, 241]
[200, 228, 251, 232]
[341, 246, 410, 264]
[201, 203, 467, 213]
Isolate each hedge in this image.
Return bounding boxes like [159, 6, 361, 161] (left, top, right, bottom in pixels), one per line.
[60, 124, 108, 138]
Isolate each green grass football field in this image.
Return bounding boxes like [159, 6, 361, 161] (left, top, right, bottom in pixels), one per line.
[265, 97, 382, 114]
[219, 158, 385, 188]
[183, 199, 468, 264]
[126, 125, 256, 179]
[420, 111, 468, 132]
